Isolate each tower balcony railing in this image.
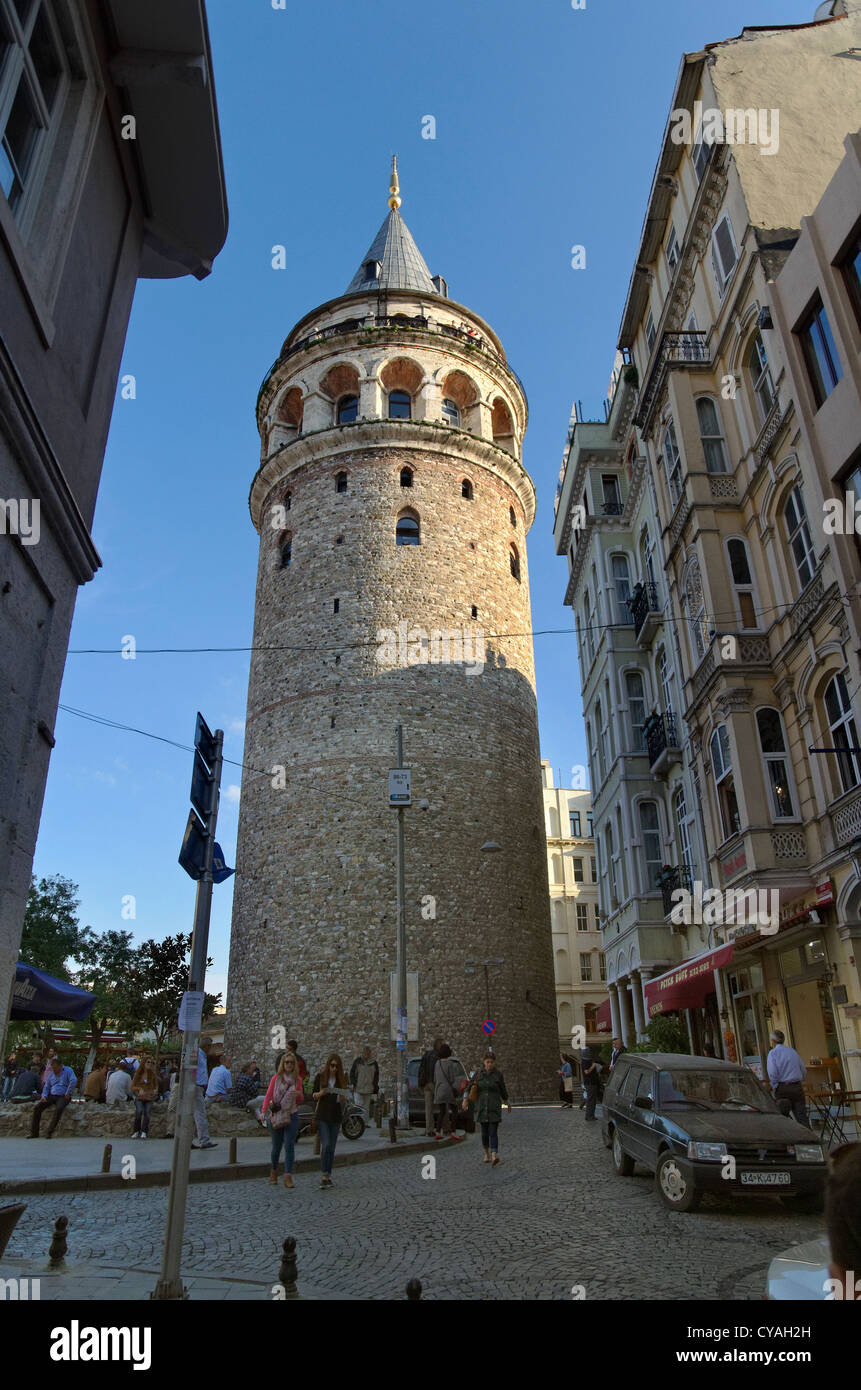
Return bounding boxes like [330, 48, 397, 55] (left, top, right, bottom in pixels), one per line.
[659, 864, 693, 919]
[601, 500, 623, 516]
[644, 710, 681, 775]
[628, 581, 661, 645]
[634, 331, 710, 435]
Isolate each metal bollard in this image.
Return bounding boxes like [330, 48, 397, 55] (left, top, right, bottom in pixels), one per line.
[100, 1144, 112, 1174]
[278, 1236, 298, 1299]
[406, 1278, 422, 1300]
[228, 1137, 237, 1165]
[48, 1214, 68, 1267]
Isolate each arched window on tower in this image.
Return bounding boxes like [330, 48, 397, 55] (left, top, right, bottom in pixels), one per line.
[510, 505, 517, 528]
[335, 471, 348, 493]
[442, 397, 460, 426]
[462, 478, 474, 500]
[284, 489, 292, 511]
[337, 395, 358, 424]
[396, 510, 420, 546]
[400, 467, 413, 488]
[388, 390, 411, 420]
[510, 544, 521, 582]
[279, 536, 292, 568]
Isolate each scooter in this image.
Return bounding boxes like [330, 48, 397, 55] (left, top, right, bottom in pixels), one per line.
[295, 1096, 367, 1141]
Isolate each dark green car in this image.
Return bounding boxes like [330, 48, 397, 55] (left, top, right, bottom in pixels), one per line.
[601, 1053, 826, 1213]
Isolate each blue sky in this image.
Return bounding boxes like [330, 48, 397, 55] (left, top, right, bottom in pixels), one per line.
[33, 0, 820, 999]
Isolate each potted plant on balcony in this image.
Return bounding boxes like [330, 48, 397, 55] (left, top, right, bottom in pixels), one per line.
[623, 364, 639, 388]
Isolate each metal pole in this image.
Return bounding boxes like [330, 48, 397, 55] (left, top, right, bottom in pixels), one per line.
[396, 724, 408, 1129]
[151, 728, 223, 1300]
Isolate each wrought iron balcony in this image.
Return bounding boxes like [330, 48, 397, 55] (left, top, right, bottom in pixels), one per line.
[628, 582, 660, 643]
[644, 710, 681, 774]
[635, 331, 710, 434]
[601, 500, 623, 516]
[660, 864, 693, 919]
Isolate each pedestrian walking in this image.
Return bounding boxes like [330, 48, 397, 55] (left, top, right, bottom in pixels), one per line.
[580, 1047, 602, 1122]
[131, 1053, 159, 1138]
[468, 1051, 510, 1165]
[261, 1051, 303, 1188]
[558, 1054, 575, 1108]
[192, 1035, 217, 1148]
[29, 1056, 76, 1137]
[418, 1037, 442, 1137]
[766, 1030, 809, 1127]
[609, 1038, 625, 1071]
[311, 1054, 350, 1188]
[433, 1043, 464, 1141]
[349, 1045, 379, 1118]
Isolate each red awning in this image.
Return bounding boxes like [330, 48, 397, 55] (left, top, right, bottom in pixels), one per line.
[644, 944, 734, 1018]
[596, 998, 612, 1032]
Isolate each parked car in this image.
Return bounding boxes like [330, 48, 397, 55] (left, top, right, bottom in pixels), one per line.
[406, 1056, 475, 1131]
[601, 1053, 827, 1213]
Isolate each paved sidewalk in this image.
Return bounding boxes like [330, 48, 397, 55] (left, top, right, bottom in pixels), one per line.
[0, 1256, 288, 1301]
[0, 1126, 456, 1194]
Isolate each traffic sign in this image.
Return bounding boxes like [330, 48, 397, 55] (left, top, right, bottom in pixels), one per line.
[388, 768, 411, 805]
[481, 1018, 496, 1035]
[178, 809, 207, 880]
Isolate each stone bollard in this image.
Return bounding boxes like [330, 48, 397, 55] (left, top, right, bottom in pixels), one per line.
[406, 1278, 422, 1300]
[100, 1144, 112, 1174]
[228, 1137, 237, 1165]
[48, 1214, 68, 1268]
[278, 1236, 298, 1299]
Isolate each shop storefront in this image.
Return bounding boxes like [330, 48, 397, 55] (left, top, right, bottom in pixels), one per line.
[644, 944, 734, 1056]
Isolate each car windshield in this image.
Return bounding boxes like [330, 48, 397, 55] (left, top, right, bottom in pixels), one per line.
[656, 1068, 774, 1112]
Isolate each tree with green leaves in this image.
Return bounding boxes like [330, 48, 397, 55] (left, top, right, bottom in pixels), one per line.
[628, 1013, 690, 1055]
[136, 933, 221, 1061]
[20, 875, 83, 980]
[72, 927, 145, 1078]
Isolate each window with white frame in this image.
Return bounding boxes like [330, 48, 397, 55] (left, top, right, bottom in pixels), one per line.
[710, 724, 741, 840]
[576, 903, 589, 933]
[625, 670, 647, 751]
[570, 809, 581, 837]
[784, 485, 817, 592]
[646, 311, 657, 352]
[639, 801, 662, 891]
[616, 805, 627, 900]
[583, 588, 595, 665]
[684, 559, 708, 663]
[595, 700, 605, 782]
[573, 857, 584, 883]
[755, 708, 796, 819]
[711, 214, 738, 297]
[748, 330, 775, 424]
[696, 397, 728, 473]
[640, 527, 656, 587]
[693, 138, 711, 182]
[590, 853, 596, 879]
[674, 786, 694, 879]
[603, 680, 613, 765]
[824, 672, 861, 796]
[798, 297, 843, 410]
[0, 0, 69, 226]
[599, 954, 607, 982]
[663, 419, 682, 504]
[605, 820, 617, 904]
[666, 224, 680, 273]
[580, 953, 593, 983]
[726, 537, 758, 628]
[611, 553, 632, 624]
[658, 647, 674, 716]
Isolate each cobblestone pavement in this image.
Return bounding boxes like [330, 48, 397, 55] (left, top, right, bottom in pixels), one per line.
[5, 1107, 821, 1300]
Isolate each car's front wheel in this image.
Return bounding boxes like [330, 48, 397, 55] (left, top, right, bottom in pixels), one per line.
[656, 1151, 702, 1211]
[780, 1191, 823, 1214]
[612, 1128, 635, 1176]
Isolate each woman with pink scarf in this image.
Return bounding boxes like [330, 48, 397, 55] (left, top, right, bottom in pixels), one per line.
[261, 1051, 303, 1188]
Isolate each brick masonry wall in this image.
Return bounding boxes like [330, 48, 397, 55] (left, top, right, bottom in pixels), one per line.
[225, 416, 558, 1103]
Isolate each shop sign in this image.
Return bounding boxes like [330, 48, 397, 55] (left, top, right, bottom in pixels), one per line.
[721, 847, 747, 880]
[816, 880, 834, 906]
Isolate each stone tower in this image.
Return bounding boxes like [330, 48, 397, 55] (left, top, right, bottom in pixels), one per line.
[225, 163, 558, 1099]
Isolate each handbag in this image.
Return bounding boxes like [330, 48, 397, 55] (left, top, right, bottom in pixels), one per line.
[467, 1079, 479, 1104]
[563, 1076, 574, 1094]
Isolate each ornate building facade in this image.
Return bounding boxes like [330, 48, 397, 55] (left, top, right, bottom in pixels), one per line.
[226, 165, 558, 1099]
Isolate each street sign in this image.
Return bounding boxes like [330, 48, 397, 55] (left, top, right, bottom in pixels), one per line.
[178, 809, 207, 880]
[194, 711, 217, 769]
[388, 768, 411, 805]
[190, 750, 213, 821]
[481, 1018, 496, 1035]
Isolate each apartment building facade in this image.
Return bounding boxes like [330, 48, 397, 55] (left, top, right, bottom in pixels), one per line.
[541, 761, 608, 1050]
[556, 5, 861, 1086]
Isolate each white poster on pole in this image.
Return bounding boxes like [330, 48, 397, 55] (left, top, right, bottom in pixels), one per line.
[178, 990, 205, 1033]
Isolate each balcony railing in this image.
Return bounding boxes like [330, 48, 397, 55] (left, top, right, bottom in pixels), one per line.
[660, 865, 693, 918]
[644, 710, 679, 770]
[601, 500, 623, 516]
[628, 582, 660, 639]
[635, 331, 710, 433]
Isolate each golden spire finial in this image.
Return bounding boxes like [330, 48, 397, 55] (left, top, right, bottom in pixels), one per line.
[388, 155, 401, 211]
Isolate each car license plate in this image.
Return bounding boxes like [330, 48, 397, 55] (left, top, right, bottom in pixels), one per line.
[739, 1171, 791, 1186]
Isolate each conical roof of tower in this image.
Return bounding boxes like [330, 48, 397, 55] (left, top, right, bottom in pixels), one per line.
[345, 157, 438, 296]
[345, 207, 437, 295]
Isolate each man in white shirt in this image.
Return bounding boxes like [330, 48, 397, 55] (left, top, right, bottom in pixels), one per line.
[105, 1065, 133, 1108]
[205, 1056, 232, 1103]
